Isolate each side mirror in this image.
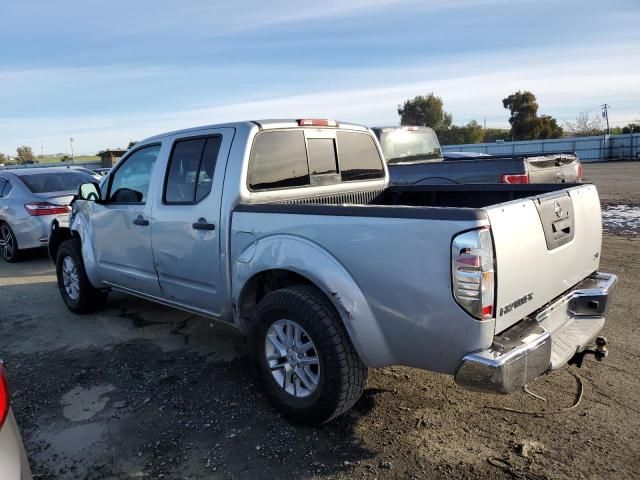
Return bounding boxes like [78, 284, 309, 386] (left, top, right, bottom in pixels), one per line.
[78, 182, 101, 202]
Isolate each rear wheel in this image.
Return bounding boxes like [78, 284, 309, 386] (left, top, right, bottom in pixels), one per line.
[249, 285, 368, 424]
[0, 223, 19, 263]
[56, 238, 108, 313]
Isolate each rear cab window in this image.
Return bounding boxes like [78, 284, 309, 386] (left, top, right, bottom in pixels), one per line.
[247, 128, 384, 191]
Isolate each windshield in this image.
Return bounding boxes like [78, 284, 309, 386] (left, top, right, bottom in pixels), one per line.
[380, 129, 442, 164]
[19, 171, 94, 193]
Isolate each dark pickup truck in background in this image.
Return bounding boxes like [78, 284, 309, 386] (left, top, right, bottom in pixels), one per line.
[372, 126, 583, 185]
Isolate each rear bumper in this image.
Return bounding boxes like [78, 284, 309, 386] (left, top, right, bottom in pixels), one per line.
[454, 272, 617, 394]
[14, 214, 69, 250]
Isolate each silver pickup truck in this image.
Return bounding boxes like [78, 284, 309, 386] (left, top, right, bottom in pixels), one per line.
[49, 119, 616, 424]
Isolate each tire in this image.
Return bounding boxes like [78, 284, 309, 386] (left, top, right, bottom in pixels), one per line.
[56, 238, 108, 314]
[249, 285, 368, 424]
[0, 223, 20, 263]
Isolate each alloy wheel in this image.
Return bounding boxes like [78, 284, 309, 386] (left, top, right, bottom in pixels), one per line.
[265, 319, 320, 398]
[62, 256, 81, 300]
[0, 225, 16, 260]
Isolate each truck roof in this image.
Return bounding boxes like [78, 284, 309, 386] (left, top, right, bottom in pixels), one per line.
[372, 126, 437, 133]
[143, 119, 369, 143]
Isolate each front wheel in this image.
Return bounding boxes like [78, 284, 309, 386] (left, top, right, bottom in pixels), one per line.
[56, 238, 108, 314]
[249, 285, 368, 424]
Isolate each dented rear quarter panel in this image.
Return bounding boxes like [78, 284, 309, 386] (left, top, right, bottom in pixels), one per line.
[230, 210, 495, 374]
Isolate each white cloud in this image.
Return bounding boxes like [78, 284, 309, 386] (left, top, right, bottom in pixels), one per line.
[1, 42, 639, 153]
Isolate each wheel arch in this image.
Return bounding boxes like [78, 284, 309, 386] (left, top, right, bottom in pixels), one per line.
[233, 235, 394, 367]
[51, 215, 101, 288]
[48, 219, 76, 263]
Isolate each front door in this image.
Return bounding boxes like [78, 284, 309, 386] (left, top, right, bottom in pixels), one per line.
[92, 143, 163, 296]
[151, 128, 233, 316]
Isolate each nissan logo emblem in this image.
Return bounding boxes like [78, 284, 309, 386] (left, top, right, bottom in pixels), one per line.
[553, 200, 563, 217]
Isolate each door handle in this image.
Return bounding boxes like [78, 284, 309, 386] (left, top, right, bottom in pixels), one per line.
[192, 218, 215, 231]
[133, 215, 149, 226]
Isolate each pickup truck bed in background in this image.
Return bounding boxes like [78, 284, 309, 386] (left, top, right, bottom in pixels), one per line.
[372, 126, 583, 185]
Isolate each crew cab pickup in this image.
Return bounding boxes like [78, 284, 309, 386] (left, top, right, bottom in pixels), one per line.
[49, 119, 615, 424]
[373, 126, 583, 185]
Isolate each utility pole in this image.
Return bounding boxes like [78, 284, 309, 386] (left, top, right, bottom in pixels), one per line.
[600, 104, 610, 135]
[600, 104, 611, 161]
[69, 137, 75, 163]
[40, 146, 44, 158]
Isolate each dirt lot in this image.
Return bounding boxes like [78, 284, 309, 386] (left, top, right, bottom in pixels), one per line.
[1, 162, 639, 479]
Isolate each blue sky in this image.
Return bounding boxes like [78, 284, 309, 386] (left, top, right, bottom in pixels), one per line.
[1, 0, 639, 154]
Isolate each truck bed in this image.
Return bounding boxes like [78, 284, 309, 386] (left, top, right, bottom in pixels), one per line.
[388, 152, 581, 185]
[243, 183, 580, 210]
[235, 182, 601, 338]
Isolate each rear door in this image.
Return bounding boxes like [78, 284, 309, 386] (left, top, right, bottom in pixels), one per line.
[485, 184, 602, 332]
[151, 128, 234, 317]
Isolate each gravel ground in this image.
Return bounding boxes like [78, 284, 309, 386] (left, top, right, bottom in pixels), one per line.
[1, 161, 639, 479]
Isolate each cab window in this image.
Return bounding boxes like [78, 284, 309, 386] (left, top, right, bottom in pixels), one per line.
[248, 131, 309, 190]
[336, 131, 385, 182]
[108, 145, 160, 203]
[164, 136, 221, 204]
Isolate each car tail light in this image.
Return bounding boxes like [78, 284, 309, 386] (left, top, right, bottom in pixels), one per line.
[577, 161, 583, 181]
[24, 202, 70, 216]
[297, 119, 339, 127]
[0, 364, 9, 430]
[499, 173, 529, 184]
[452, 228, 495, 320]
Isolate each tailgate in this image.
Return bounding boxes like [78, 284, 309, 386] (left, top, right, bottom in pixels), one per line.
[485, 184, 602, 333]
[527, 155, 577, 183]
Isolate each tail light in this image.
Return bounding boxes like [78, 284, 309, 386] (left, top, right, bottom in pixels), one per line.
[297, 119, 339, 127]
[24, 202, 70, 216]
[452, 228, 495, 320]
[499, 173, 529, 184]
[577, 162, 583, 182]
[0, 363, 9, 429]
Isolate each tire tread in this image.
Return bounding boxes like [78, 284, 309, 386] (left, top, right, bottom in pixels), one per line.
[250, 285, 367, 423]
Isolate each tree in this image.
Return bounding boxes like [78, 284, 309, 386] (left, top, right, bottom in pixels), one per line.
[127, 141, 137, 149]
[398, 93, 452, 129]
[502, 91, 563, 140]
[621, 122, 640, 134]
[16, 146, 35, 164]
[564, 111, 604, 137]
[0, 153, 6, 164]
[437, 120, 484, 145]
[536, 115, 564, 139]
[483, 128, 509, 143]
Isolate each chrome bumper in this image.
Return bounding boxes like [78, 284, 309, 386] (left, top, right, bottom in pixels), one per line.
[455, 272, 617, 394]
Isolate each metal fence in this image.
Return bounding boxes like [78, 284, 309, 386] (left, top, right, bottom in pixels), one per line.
[442, 134, 640, 162]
